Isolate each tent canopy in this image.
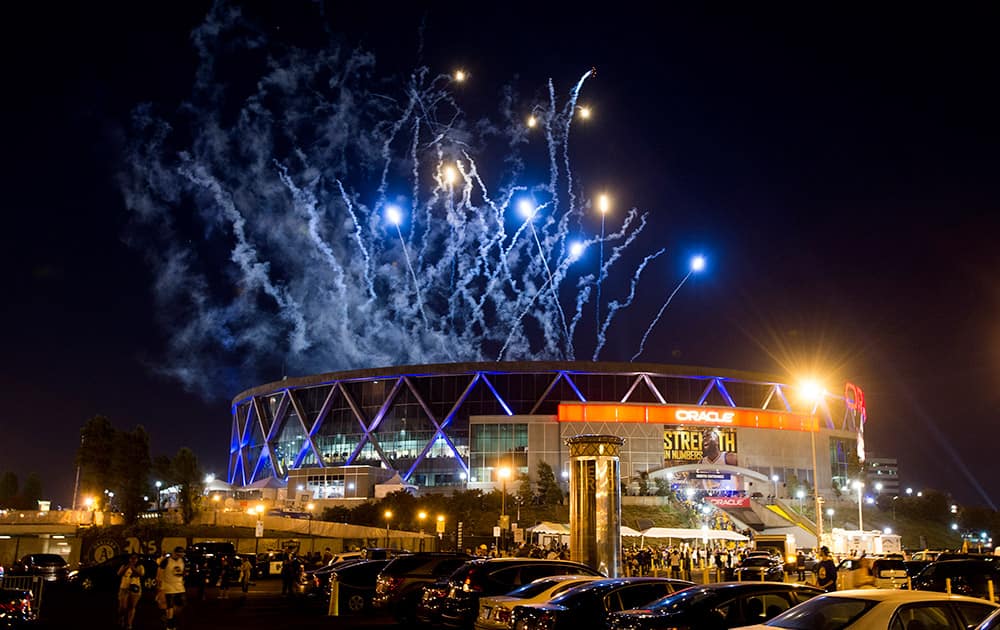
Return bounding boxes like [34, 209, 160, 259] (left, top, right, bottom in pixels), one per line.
[527, 521, 570, 534]
[641, 527, 748, 541]
[620, 526, 644, 537]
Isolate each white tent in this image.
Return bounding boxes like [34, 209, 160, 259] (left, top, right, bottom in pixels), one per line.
[620, 526, 644, 537]
[527, 521, 570, 534]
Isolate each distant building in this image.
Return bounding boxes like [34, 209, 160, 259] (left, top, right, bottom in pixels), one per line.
[864, 455, 899, 496]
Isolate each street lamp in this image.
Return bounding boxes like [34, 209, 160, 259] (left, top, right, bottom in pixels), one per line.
[826, 508, 834, 532]
[212, 494, 220, 526]
[771, 474, 779, 499]
[418, 511, 427, 551]
[307, 502, 315, 536]
[384, 510, 393, 548]
[154, 481, 162, 511]
[796, 489, 806, 513]
[852, 480, 864, 531]
[498, 467, 511, 553]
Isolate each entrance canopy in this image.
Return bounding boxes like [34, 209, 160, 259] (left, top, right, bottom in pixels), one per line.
[641, 527, 748, 541]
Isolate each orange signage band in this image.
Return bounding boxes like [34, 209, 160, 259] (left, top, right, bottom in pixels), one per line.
[557, 403, 818, 432]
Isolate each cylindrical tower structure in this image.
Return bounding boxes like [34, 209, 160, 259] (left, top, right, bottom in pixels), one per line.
[567, 434, 624, 577]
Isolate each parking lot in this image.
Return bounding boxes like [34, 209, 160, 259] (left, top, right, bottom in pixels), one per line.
[32, 577, 400, 629]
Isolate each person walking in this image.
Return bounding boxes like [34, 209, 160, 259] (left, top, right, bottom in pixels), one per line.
[796, 551, 807, 581]
[815, 546, 838, 592]
[239, 556, 253, 596]
[117, 554, 144, 629]
[157, 547, 187, 630]
[218, 555, 230, 599]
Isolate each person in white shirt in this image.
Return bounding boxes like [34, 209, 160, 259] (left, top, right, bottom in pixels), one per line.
[157, 547, 187, 629]
[117, 554, 144, 630]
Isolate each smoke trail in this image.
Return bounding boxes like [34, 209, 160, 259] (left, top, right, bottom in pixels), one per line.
[593, 248, 667, 360]
[119, 5, 691, 395]
[631, 271, 694, 362]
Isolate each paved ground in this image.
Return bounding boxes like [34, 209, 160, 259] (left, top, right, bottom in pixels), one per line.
[35, 579, 399, 629]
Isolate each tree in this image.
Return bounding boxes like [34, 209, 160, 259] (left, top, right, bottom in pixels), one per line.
[20, 473, 42, 510]
[516, 471, 534, 505]
[535, 461, 563, 506]
[171, 448, 204, 525]
[77, 415, 116, 508]
[113, 426, 152, 524]
[0, 472, 17, 508]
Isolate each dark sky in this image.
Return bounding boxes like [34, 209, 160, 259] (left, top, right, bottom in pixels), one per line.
[2, 3, 998, 509]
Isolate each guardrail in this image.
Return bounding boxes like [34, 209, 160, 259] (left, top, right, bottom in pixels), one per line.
[0, 575, 44, 614]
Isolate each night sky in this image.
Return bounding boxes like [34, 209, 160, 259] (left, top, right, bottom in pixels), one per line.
[2, 3, 998, 509]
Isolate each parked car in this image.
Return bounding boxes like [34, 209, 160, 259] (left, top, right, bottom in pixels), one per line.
[976, 607, 1000, 629]
[326, 559, 392, 614]
[373, 552, 473, 622]
[475, 574, 603, 630]
[67, 553, 159, 595]
[0, 587, 36, 627]
[186, 541, 240, 587]
[734, 557, 786, 582]
[736, 589, 997, 630]
[9, 554, 69, 583]
[608, 582, 825, 629]
[510, 577, 694, 630]
[428, 558, 604, 629]
[911, 560, 1000, 601]
[837, 556, 909, 589]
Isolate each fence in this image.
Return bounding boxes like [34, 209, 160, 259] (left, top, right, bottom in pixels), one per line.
[0, 575, 44, 617]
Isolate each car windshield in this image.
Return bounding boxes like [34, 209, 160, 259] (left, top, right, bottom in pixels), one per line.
[30, 554, 66, 566]
[635, 587, 716, 613]
[741, 558, 773, 567]
[765, 595, 877, 629]
[506, 578, 568, 599]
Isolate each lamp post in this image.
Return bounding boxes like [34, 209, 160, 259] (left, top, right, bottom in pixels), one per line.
[436, 515, 445, 551]
[771, 474, 779, 499]
[852, 480, 864, 532]
[796, 489, 805, 514]
[826, 508, 834, 532]
[384, 510, 393, 548]
[84, 496, 95, 525]
[154, 481, 162, 511]
[418, 511, 427, 552]
[212, 494, 220, 526]
[498, 467, 511, 554]
[799, 379, 825, 547]
[307, 502, 315, 537]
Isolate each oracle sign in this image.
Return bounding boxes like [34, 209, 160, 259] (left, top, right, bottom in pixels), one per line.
[705, 496, 751, 508]
[674, 409, 735, 424]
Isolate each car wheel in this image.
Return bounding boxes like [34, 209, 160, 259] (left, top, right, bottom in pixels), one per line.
[346, 593, 366, 612]
[80, 576, 94, 591]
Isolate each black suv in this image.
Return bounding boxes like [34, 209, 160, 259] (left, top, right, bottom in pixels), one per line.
[912, 559, 1000, 600]
[373, 552, 473, 621]
[186, 542, 240, 587]
[430, 558, 604, 630]
[9, 554, 69, 583]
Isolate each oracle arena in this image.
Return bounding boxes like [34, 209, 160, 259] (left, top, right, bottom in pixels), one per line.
[228, 361, 866, 503]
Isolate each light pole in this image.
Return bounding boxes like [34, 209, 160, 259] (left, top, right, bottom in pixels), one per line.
[384, 510, 393, 548]
[826, 508, 834, 532]
[212, 494, 220, 526]
[418, 511, 427, 551]
[498, 467, 511, 554]
[799, 379, 826, 546]
[796, 489, 805, 514]
[852, 480, 864, 531]
[436, 515, 445, 551]
[771, 475, 779, 499]
[84, 496, 95, 525]
[307, 502, 315, 537]
[154, 481, 162, 511]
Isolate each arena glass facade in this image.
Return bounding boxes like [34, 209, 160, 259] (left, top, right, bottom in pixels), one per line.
[229, 361, 866, 498]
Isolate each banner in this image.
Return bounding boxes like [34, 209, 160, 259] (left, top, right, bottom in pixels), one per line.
[664, 428, 737, 463]
[558, 402, 817, 432]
